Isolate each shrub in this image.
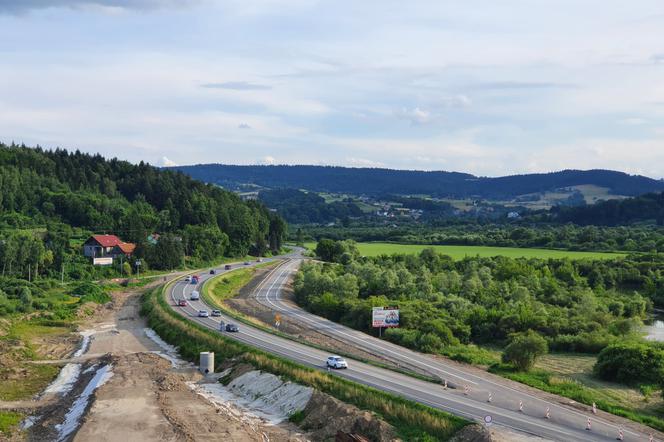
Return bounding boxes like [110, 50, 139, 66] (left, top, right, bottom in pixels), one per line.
[72, 282, 111, 304]
[594, 342, 664, 385]
[502, 331, 548, 371]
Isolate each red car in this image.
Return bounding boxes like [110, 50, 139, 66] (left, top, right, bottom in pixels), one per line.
[178, 299, 187, 307]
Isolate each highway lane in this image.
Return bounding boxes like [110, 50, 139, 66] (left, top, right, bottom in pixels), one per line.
[165, 256, 657, 442]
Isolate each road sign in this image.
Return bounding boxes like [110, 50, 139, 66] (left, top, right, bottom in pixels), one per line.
[275, 313, 282, 327]
[92, 257, 113, 266]
[483, 415, 492, 427]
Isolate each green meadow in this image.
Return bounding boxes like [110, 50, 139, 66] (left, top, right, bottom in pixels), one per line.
[305, 242, 626, 260]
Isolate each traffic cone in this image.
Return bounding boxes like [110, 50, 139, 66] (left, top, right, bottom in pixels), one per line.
[518, 400, 523, 412]
[545, 406, 550, 419]
[487, 392, 492, 403]
[592, 402, 597, 414]
[464, 385, 470, 395]
[586, 417, 591, 431]
[616, 427, 623, 440]
[443, 379, 447, 390]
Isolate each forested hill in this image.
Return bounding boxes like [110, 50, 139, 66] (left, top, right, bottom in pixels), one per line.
[553, 191, 664, 226]
[0, 143, 286, 257]
[171, 164, 664, 199]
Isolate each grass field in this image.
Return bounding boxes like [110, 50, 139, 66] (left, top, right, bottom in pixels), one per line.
[305, 242, 626, 260]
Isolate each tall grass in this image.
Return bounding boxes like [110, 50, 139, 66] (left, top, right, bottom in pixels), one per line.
[0, 411, 22, 435]
[142, 286, 467, 441]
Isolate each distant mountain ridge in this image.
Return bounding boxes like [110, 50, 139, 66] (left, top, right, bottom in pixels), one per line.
[170, 164, 664, 200]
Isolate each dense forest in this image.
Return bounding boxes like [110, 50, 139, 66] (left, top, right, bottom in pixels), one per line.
[551, 191, 664, 226]
[296, 240, 664, 365]
[172, 164, 664, 199]
[258, 188, 363, 224]
[0, 143, 286, 283]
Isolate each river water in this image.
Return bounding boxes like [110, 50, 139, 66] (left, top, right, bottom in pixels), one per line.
[643, 317, 664, 341]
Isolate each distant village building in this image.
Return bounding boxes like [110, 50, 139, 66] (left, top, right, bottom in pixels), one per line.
[147, 233, 161, 245]
[507, 211, 521, 219]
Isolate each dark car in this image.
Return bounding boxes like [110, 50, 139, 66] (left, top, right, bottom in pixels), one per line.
[224, 264, 232, 270]
[243, 261, 250, 266]
[225, 323, 239, 332]
[209, 269, 216, 275]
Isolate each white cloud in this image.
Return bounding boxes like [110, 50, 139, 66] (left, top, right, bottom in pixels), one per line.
[619, 117, 647, 125]
[345, 157, 386, 168]
[396, 107, 433, 125]
[258, 155, 276, 165]
[161, 156, 178, 167]
[2, 1, 664, 176]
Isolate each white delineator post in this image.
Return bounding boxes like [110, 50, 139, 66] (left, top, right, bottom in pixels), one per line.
[545, 406, 550, 419]
[518, 400, 523, 412]
[592, 402, 597, 414]
[487, 392, 492, 403]
[443, 379, 447, 390]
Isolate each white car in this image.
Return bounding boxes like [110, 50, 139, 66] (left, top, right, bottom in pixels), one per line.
[326, 356, 348, 369]
[184, 276, 191, 282]
[198, 310, 209, 318]
[190, 291, 200, 300]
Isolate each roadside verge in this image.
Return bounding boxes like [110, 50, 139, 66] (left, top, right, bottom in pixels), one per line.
[142, 283, 468, 441]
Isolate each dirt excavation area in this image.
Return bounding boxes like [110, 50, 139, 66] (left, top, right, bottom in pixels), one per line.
[4, 283, 409, 442]
[73, 353, 307, 442]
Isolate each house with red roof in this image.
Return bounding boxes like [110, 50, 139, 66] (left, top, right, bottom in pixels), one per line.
[83, 235, 122, 258]
[111, 242, 136, 258]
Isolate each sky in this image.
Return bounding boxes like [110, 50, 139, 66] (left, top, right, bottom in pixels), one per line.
[1, 0, 664, 177]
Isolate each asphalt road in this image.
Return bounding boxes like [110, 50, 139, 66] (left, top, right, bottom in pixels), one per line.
[165, 254, 658, 442]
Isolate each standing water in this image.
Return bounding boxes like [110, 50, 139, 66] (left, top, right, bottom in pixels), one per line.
[644, 314, 664, 341]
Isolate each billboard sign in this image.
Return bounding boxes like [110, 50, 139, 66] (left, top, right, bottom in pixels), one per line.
[372, 306, 399, 328]
[93, 257, 113, 266]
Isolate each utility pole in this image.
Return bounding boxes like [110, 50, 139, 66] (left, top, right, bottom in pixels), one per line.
[61, 262, 64, 284]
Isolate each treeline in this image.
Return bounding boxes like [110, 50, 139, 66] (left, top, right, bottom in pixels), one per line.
[0, 143, 287, 277]
[551, 191, 664, 226]
[173, 164, 664, 199]
[258, 188, 363, 224]
[301, 224, 664, 253]
[296, 240, 662, 361]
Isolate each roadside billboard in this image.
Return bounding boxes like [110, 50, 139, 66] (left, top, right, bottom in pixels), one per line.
[93, 257, 113, 266]
[372, 306, 399, 328]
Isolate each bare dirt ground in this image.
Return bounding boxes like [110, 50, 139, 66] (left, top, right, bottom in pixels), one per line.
[71, 286, 308, 442]
[0, 281, 310, 442]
